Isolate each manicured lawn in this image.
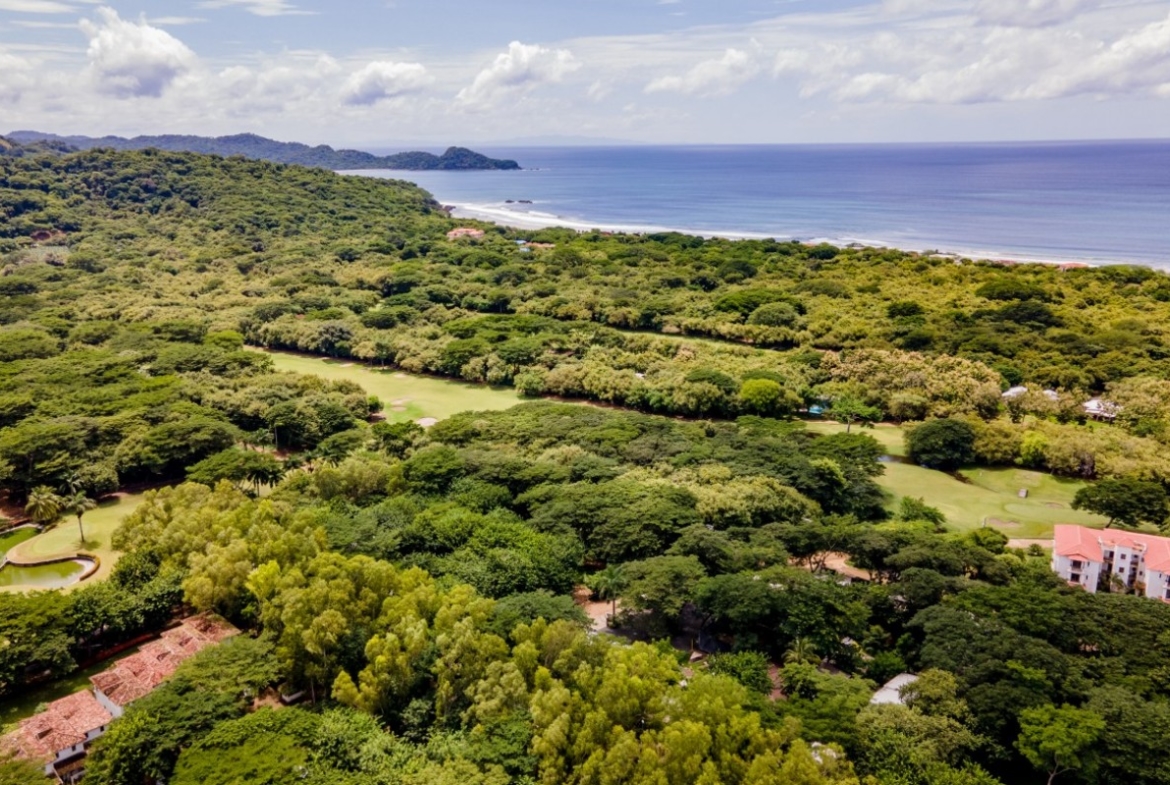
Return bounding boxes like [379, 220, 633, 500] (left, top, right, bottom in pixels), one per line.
[803, 420, 1105, 537]
[0, 491, 146, 592]
[880, 463, 1104, 537]
[260, 350, 525, 423]
[804, 421, 908, 456]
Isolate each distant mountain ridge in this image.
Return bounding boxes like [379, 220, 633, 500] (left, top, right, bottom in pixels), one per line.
[6, 131, 521, 171]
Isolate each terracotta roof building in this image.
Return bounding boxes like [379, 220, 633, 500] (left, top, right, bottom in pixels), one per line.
[1053, 525, 1170, 601]
[0, 690, 112, 782]
[91, 614, 239, 717]
[446, 227, 485, 240]
[1, 615, 238, 783]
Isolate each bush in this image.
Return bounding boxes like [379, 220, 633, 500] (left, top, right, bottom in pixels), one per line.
[976, 279, 1050, 301]
[708, 650, 773, 694]
[748, 302, 800, 328]
[887, 301, 924, 319]
[905, 418, 976, 471]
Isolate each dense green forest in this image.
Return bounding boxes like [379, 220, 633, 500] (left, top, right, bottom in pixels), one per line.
[4, 145, 1170, 785]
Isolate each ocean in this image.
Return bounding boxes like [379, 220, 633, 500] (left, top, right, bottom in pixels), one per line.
[347, 141, 1170, 267]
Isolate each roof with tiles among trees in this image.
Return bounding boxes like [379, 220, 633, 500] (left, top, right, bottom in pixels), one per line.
[0, 690, 112, 762]
[89, 614, 239, 708]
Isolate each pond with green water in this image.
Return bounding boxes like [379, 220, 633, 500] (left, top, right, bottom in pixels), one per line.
[0, 527, 89, 590]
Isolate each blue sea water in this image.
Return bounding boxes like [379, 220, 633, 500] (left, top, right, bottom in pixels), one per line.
[349, 141, 1170, 267]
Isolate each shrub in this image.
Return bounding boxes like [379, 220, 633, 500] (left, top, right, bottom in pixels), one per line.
[708, 651, 773, 694]
[748, 302, 800, 328]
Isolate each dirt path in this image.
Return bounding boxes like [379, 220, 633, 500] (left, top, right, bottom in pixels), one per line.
[1008, 538, 1053, 550]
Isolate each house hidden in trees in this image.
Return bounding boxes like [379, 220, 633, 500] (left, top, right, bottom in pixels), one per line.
[0, 691, 112, 784]
[870, 673, 919, 705]
[90, 614, 238, 717]
[0, 614, 238, 783]
[1053, 525, 1170, 601]
[446, 227, 485, 240]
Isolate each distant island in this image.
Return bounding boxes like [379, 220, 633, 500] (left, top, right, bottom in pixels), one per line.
[5, 130, 521, 171]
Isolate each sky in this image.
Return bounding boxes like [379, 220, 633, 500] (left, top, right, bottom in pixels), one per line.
[1, 0, 1169, 147]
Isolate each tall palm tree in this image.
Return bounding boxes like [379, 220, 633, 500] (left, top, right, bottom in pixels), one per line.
[591, 564, 628, 618]
[24, 486, 64, 526]
[65, 491, 97, 544]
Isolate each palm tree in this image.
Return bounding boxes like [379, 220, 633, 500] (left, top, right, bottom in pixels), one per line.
[24, 486, 64, 526]
[245, 458, 286, 495]
[784, 637, 819, 665]
[591, 564, 628, 618]
[65, 491, 97, 544]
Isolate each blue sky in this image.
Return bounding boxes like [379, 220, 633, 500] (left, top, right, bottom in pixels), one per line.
[1, 0, 1168, 146]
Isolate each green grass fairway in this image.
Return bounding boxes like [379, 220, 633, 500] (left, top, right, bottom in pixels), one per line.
[881, 463, 1103, 537]
[805, 421, 908, 456]
[261, 351, 525, 423]
[1, 491, 146, 592]
[803, 420, 1104, 537]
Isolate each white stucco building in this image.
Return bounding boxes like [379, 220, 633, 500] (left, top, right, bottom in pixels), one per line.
[1053, 525, 1170, 601]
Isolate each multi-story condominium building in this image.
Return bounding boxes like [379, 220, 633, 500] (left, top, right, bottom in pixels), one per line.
[1053, 525, 1170, 601]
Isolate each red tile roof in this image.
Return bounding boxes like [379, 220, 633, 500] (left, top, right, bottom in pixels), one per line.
[89, 614, 239, 708]
[0, 690, 112, 762]
[446, 227, 485, 240]
[1054, 525, 1170, 572]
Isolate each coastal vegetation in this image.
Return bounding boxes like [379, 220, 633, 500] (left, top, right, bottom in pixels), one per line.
[4, 142, 1170, 785]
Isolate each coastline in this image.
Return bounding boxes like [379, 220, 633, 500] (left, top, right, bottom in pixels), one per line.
[445, 201, 1120, 269]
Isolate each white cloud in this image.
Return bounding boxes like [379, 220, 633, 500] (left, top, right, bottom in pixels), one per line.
[81, 7, 196, 98]
[456, 41, 579, 109]
[973, 0, 1099, 27]
[341, 61, 431, 105]
[197, 0, 308, 17]
[1020, 12, 1170, 98]
[772, 5, 1170, 104]
[646, 47, 760, 96]
[0, 52, 34, 103]
[148, 17, 206, 26]
[0, 0, 74, 13]
[587, 80, 612, 101]
[217, 55, 339, 112]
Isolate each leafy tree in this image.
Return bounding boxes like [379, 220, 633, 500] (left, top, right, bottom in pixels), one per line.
[0, 755, 46, 785]
[739, 378, 799, 417]
[707, 650, 773, 694]
[621, 555, 707, 624]
[86, 679, 241, 785]
[1072, 476, 1169, 529]
[487, 591, 589, 637]
[1016, 704, 1105, 785]
[899, 496, 947, 528]
[906, 419, 977, 471]
[371, 420, 423, 458]
[829, 396, 881, 433]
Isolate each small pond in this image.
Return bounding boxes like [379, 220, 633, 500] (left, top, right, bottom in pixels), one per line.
[0, 527, 91, 590]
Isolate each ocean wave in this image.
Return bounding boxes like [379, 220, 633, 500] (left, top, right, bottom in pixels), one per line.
[448, 202, 1113, 266]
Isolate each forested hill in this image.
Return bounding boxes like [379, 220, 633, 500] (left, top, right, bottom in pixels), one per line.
[6, 130, 521, 170]
[12, 146, 1170, 785]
